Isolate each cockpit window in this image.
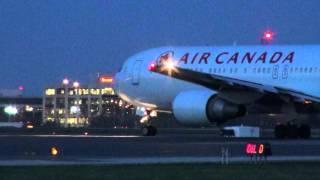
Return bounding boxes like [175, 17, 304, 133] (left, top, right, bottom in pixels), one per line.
[118, 64, 127, 73]
[117, 65, 123, 72]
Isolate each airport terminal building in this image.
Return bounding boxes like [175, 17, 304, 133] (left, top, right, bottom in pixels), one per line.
[43, 77, 137, 128]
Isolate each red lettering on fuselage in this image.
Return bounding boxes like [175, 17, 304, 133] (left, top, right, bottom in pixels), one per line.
[283, 52, 295, 63]
[198, 52, 210, 64]
[179, 53, 189, 64]
[176, 51, 295, 65]
[270, 52, 283, 64]
[191, 53, 199, 64]
[241, 52, 256, 64]
[227, 52, 239, 64]
[255, 52, 267, 63]
[215, 52, 228, 64]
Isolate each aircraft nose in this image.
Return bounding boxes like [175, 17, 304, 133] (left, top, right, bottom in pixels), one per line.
[113, 72, 121, 94]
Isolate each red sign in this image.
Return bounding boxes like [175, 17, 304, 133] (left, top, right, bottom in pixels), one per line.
[99, 76, 113, 84]
[246, 143, 257, 154]
[246, 143, 267, 155]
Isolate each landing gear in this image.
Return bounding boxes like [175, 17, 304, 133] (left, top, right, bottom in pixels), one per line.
[274, 123, 310, 139]
[298, 124, 311, 139]
[274, 124, 287, 139]
[142, 125, 157, 136]
[139, 109, 158, 136]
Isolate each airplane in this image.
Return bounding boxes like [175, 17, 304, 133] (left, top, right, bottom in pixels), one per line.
[114, 45, 320, 138]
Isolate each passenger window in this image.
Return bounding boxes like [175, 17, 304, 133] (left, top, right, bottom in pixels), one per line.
[257, 68, 261, 73]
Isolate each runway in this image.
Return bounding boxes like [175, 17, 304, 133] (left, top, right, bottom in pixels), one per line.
[0, 132, 320, 165]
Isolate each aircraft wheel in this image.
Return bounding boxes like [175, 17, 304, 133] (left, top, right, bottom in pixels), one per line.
[274, 124, 287, 139]
[298, 124, 311, 139]
[287, 124, 299, 139]
[149, 126, 157, 136]
[142, 125, 157, 136]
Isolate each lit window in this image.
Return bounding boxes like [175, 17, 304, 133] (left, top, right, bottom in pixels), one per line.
[45, 89, 56, 96]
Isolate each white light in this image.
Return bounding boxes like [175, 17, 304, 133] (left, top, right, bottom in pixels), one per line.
[164, 60, 176, 70]
[160, 58, 178, 76]
[4, 106, 18, 115]
[73, 81, 80, 88]
[150, 110, 157, 117]
[25, 105, 34, 112]
[62, 78, 69, 85]
[70, 106, 80, 114]
[140, 116, 149, 123]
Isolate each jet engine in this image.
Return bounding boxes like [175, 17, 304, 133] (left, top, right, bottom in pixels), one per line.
[172, 90, 246, 125]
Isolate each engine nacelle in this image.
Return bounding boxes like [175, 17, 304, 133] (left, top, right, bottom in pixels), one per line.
[172, 90, 246, 125]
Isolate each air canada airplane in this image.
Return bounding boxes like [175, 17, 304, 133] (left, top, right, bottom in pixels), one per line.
[114, 45, 320, 138]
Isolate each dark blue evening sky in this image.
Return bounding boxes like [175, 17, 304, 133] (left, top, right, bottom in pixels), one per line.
[0, 0, 319, 96]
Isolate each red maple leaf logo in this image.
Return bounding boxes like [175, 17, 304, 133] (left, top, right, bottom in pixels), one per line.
[157, 51, 174, 65]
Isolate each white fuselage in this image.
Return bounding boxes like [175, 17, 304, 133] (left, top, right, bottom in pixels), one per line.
[114, 45, 320, 110]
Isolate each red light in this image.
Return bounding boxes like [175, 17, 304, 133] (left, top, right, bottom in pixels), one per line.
[265, 33, 271, 38]
[245, 143, 272, 157]
[148, 63, 157, 71]
[258, 144, 264, 154]
[246, 143, 257, 154]
[263, 31, 274, 40]
[18, 86, 24, 91]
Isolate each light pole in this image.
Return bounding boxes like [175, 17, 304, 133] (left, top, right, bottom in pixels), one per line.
[73, 81, 80, 126]
[62, 78, 69, 127]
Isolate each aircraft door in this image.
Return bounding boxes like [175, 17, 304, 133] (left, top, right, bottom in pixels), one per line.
[272, 65, 279, 79]
[132, 60, 142, 85]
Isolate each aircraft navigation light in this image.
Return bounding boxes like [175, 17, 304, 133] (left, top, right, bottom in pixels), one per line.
[148, 62, 157, 71]
[160, 59, 178, 76]
[263, 30, 274, 41]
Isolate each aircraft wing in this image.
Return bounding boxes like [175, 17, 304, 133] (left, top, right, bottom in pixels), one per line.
[151, 65, 320, 103]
